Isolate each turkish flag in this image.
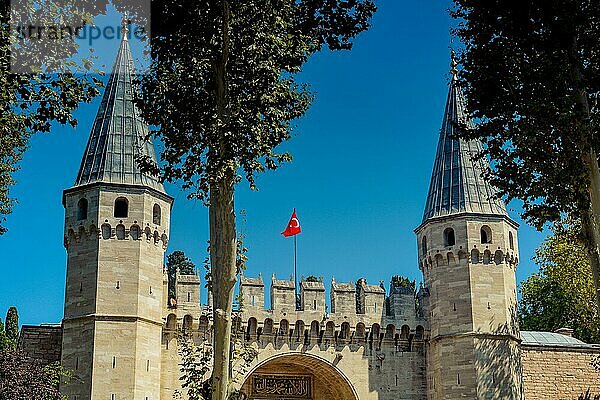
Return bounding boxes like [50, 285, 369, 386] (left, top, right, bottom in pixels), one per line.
[281, 209, 301, 237]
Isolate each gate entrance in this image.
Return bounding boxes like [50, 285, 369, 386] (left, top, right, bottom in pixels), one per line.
[241, 353, 358, 400]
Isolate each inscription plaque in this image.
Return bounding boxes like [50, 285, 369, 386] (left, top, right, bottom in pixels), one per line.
[252, 374, 312, 399]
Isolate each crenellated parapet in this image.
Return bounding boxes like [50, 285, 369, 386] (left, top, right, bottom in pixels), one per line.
[355, 278, 386, 316]
[162, 273, 427, 355]
[64, 221, 169, 249]
[237, 314, 426, 353]
[300, 278, 325, 312]
[270, 274, 296, 313]
[239, 274, 424, 322]
[240, 273, 265, 310]
[235, 274, 427, 349]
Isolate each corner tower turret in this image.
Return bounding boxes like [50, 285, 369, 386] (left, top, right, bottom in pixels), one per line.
[415, 58, 522, 399]
[60, 26, 173, 400]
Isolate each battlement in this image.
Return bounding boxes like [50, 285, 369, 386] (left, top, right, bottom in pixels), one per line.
[239, 274, 425, 329]
[162, 307, 427, 354]
[160, 272, 426, 354]
[64, 222, 169, 249]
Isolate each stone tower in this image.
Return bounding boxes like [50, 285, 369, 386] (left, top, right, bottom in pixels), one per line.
[60, 29, 173, 400]
[415, 63, 522, 399]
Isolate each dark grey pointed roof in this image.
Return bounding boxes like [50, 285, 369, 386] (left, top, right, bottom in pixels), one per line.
[74, 34, 164, 193]
[422, 75, 507, 223]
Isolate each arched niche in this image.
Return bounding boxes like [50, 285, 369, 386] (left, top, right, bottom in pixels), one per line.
[239, 353, 359, 400]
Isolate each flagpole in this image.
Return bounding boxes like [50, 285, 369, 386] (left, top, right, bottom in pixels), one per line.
[294, 234, 298, 309]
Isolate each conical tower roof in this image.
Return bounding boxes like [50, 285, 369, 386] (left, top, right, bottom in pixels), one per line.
[74, 30, 164, 193]
[422, 71, 507, 223]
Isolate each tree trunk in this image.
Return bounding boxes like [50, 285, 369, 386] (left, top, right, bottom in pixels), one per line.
[582, 149, 600, 308]
[568, 38, 600, 309]
[579, 202, 600, 308]
[210, 174, 237, 400]
[211, 2, 235, 400]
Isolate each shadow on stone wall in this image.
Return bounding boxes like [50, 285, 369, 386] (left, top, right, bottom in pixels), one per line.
[167, 312, 428, 400]
[473, 304, 522, 399]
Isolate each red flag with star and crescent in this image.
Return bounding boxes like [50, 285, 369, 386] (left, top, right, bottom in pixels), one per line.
[281, 209, 301, 237]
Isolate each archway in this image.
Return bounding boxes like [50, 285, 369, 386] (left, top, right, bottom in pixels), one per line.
[240, 353, 358, 400]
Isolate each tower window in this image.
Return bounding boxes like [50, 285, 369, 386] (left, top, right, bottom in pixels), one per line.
[509, 231, 514, 250]
[112, 356, 116, 368]
[77, 198, 88, 221]
[114, 197, 129, 218]
[444, 228, 456, 247]
[314, 299, 317, 310]
[153, 204, 161, 225]
[422, 236, 428, 255]
[481, 225, 492, 244]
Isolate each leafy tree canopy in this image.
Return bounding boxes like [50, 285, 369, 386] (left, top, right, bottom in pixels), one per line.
[4, 307, 18, 345]
[519, 221, 600, 343]
[304, 275, 322, 283]
[452, 0, 600, 308]
[391, 276, 415, 289]
[0, 1, 106, 234]
[0, 349, 74, 400]
[138, 0, 376, 199]
[167, 250, 196, 276]
[137, 3, 375, 399]
[166, 250, 197, 301]
[451, 0, 600, 228]
[0, 319, 9, 351]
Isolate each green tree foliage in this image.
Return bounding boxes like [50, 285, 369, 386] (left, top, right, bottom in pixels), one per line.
[0, 1, 104, 234]
[176, 317, 258, 400]
[166, 250, 197, 301]
[167, 250, 196, 276]
[0, 319, 9, 351]
[452, 0, 600, 307]
[136, 3, 375, 399]
[4, 307, 18, 346]
[0, 349, 74, 400]
[391, 276, 415, 290]
[519, 222, 600, 343]
[304, 275, 322, 283]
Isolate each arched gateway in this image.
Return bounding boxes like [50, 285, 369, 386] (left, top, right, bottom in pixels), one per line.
[240, 353, 359, 400]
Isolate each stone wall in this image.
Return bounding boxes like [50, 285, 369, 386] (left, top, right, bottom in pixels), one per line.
[522, 345, 600, 400]
[18, 325, 62, 365]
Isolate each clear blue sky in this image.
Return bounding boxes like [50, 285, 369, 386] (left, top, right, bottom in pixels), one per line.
[0, 0, 547, 325]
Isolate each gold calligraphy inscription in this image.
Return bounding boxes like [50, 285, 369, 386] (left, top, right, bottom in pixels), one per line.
[252, 374, 312, 399]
